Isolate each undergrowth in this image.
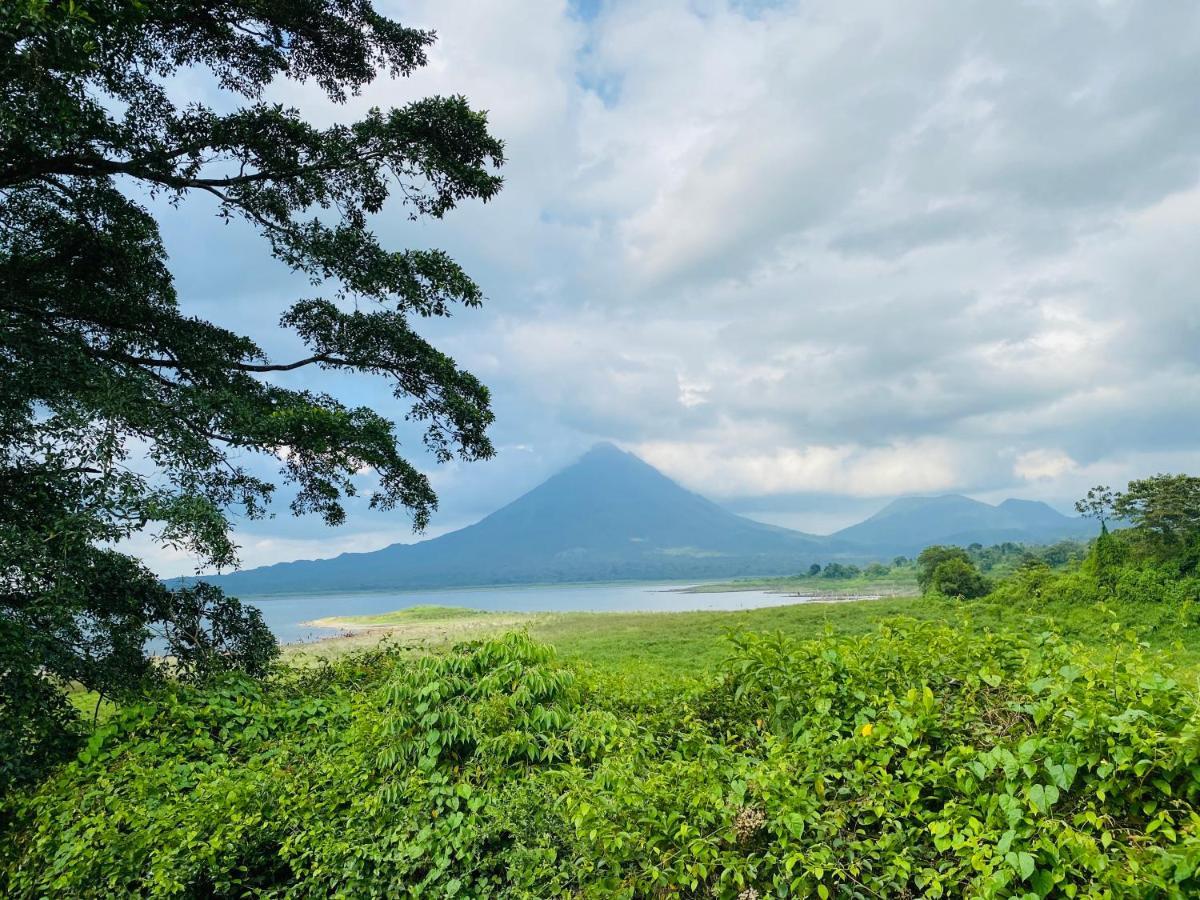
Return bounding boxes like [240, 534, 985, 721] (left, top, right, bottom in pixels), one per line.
[5, 618, 1200, 898]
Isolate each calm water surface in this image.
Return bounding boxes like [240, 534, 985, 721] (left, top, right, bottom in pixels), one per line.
[241, 582, 827, 645]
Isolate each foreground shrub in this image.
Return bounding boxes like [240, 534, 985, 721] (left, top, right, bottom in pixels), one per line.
[928, 556, 990, 598]
[5, 625, 1200, 897]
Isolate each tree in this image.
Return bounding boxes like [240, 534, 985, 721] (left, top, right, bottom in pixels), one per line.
[863, 562, 890, 578]
[821, 563, 860, 579]
[1083, 522, 1128, 590]
[1075, 484, 1115, 526]
[915, 545, 971, 593]
[1, 2, 504, 787]
[1038, 540, 1083, 568]
[928, 558, 989, 599]
[1111, 474, 1200, 552]
[807, 563, 822, 577]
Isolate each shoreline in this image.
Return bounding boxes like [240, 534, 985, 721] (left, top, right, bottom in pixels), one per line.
[295, 593, 906, 641]
[225, 578, 730, 601]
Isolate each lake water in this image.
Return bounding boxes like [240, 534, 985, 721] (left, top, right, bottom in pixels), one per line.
[242, 582, 826, 645]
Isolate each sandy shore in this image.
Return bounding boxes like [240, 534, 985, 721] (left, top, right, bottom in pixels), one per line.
[286, 611, 542, 659]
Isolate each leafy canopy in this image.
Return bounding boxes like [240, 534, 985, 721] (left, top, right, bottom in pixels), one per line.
[927, 556, 989, 599]
[0, 0, 503, 787]
[1112, 474, 1200, 551]
[915, 544, 972, 593]
[1077, 475, 1200, 564]
[1074, 484, 1115, 525]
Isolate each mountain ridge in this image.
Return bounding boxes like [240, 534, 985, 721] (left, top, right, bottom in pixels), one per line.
[194, 443, 833, 594]
[831, 492, 1094, 552]
[188, 446, 1096, 594]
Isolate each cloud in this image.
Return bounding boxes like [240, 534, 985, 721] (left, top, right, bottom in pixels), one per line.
[1014, 450, 1079, 483]
[147, 0, 1200, 570]
[633, 430, 970, 498]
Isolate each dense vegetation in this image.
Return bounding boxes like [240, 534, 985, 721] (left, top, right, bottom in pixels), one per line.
[6, 475, 1200, 896]
[697, 541, 1086, 599]
[6, 610, 1200, 897]
[1, 1, 502, 788]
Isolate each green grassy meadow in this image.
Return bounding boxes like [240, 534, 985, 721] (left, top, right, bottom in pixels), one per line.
[683, 570, 919, 597]
[12, 553, 1200, 897]
[293, 596, 938, 682]
[297, 587, 1200, 680]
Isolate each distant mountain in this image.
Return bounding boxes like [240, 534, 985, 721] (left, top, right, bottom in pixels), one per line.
[831, 494, 1096, 554]
[184, 450, 1101, 595]
[196, 443, 832, 594]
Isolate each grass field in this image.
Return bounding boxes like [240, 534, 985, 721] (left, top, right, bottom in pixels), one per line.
[289, 588, 1200, 682]
[682, 570, 919, 597]
[290, 596, 928, 676]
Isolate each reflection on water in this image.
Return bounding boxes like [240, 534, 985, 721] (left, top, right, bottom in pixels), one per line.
[239, 582, 833, 645]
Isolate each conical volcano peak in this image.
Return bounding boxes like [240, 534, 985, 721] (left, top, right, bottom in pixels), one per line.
[565, 442, 662, 479]
[548, 442, 679, 495]
[195, 440, 825, 593]
[579, 441, 630, 461]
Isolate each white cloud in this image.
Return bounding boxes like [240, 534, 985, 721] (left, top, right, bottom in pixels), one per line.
[1014, 450, 1079, 482]
[634, 434, 967, 498]
[156, 0, 1200, 564]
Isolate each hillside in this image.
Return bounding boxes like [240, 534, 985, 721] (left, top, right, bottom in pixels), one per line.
[832, 493, 1096, 553]
[197, 443, 832, 594]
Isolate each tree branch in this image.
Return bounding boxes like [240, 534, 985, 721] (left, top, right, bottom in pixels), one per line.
[2, 147, 393, 191]
[110, 351, 352, 372]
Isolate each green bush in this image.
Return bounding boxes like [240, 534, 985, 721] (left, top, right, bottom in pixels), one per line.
[928, 557, 990, 599]
[992, 548, 1200, 611]
[6, 622, 1200, 897]
[820, 563, 861, 579]
[1111, 565, 1200, 606]
[916, 545, 973, 593]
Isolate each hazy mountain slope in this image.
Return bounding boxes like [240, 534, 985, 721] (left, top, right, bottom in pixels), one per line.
[187, 451, 1099, 595]
[832, 494, 1096, 553]
[197, 443, 831, 594]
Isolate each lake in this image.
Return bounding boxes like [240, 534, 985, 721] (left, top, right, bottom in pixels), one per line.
[242, 581, 827, 645]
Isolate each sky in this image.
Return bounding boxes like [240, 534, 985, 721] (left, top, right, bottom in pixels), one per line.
[138, 0, 1200, 574]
